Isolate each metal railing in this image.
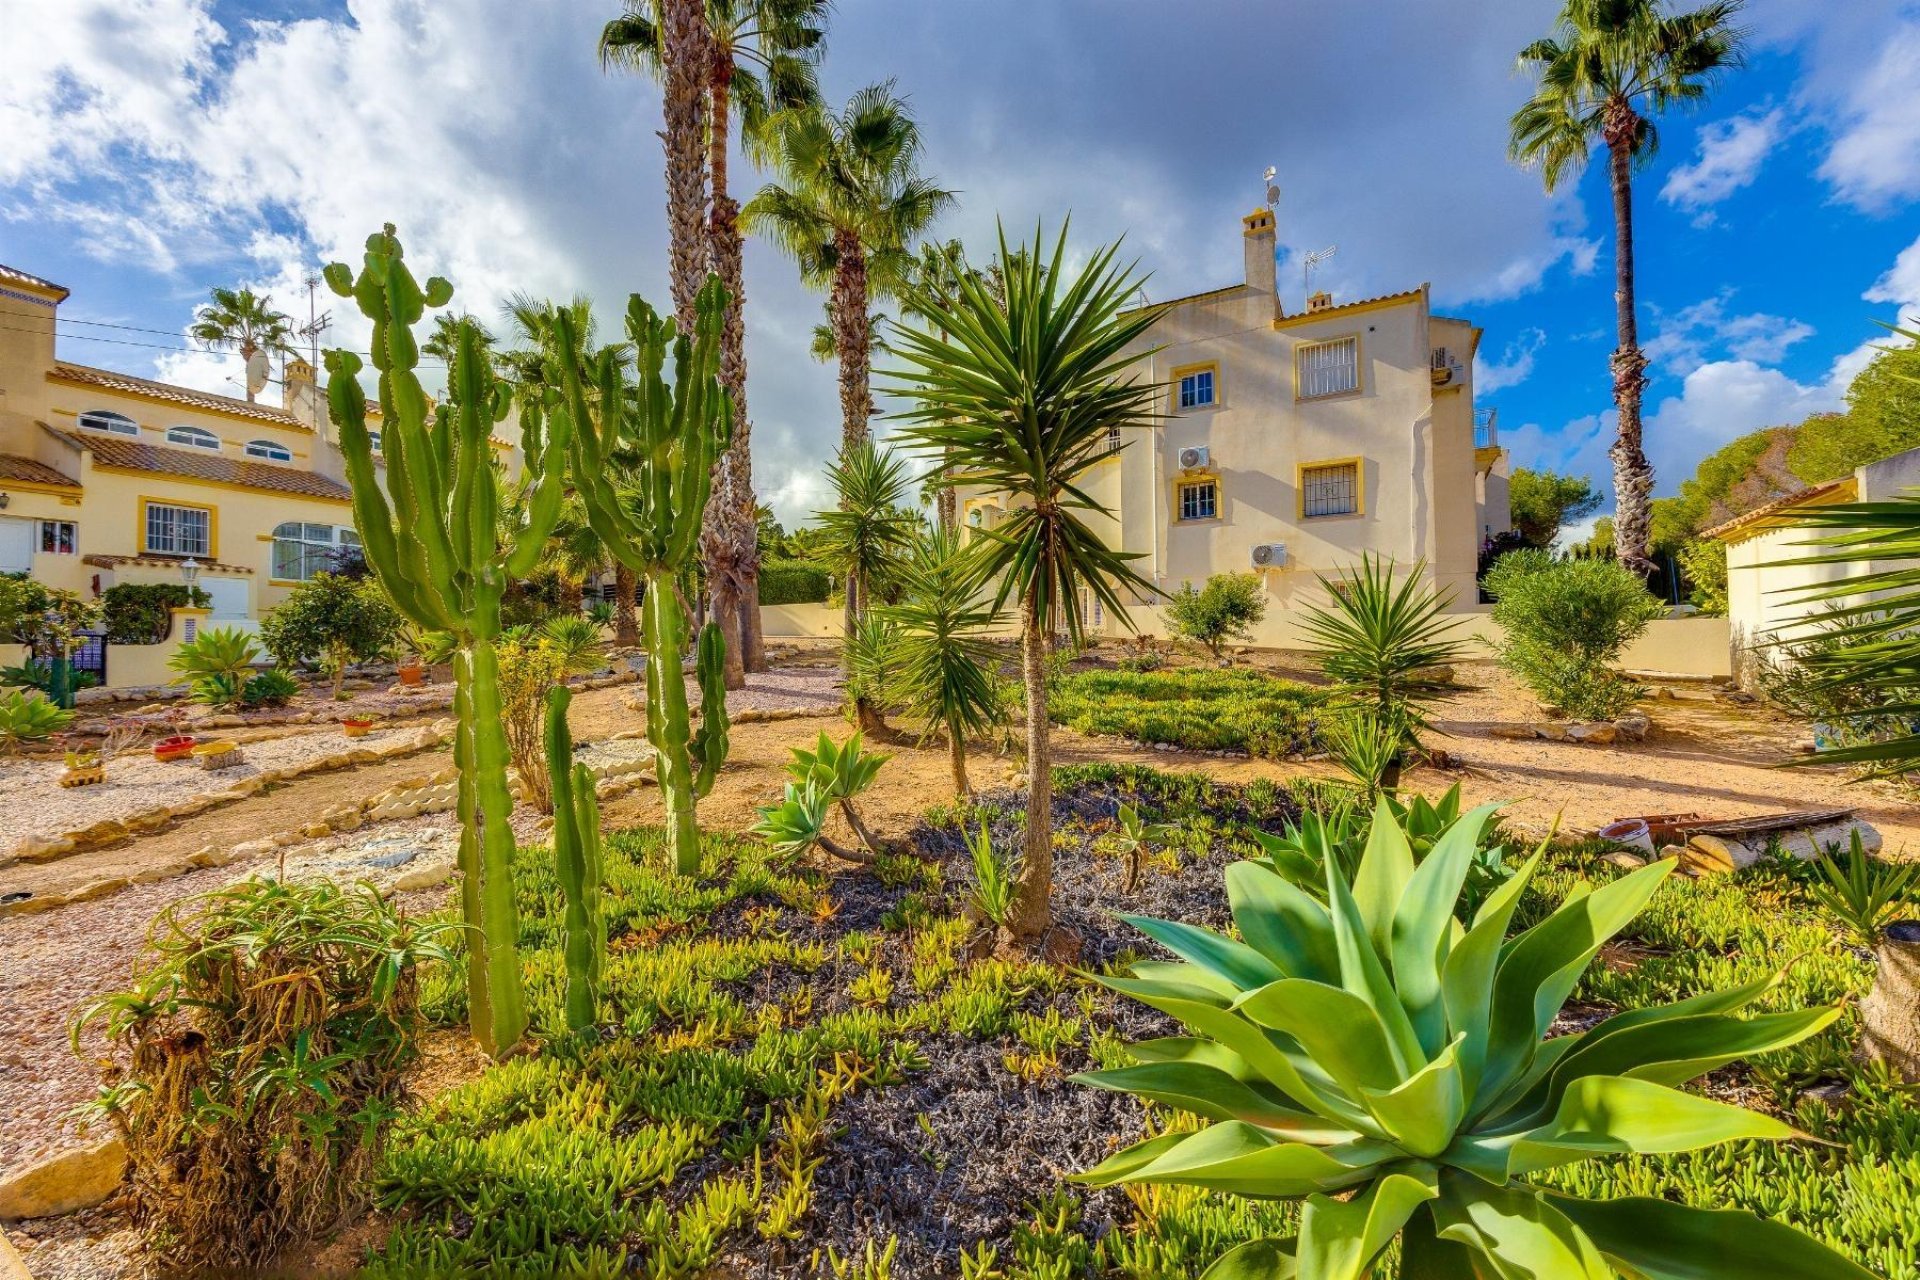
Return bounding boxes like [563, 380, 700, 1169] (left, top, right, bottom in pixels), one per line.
[1473, 406, 1498, 450]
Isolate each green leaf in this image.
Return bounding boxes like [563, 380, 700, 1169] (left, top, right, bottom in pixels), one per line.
[1234, 979, 1404, 1094]
[1360, 1035, 1467, 1158]
[1547, 1192, 1881, 1279]
[1199, 1237, 1299, 1280]
[1074, 1131, 1189, 1187]
[1431, 1173, 1611, 1279]
[1325, 843, 1425, 1074]
[1119, 913, 1286, 990]
[1508, 1076, 1802, 1175]
[1392, 802, 1502, 1053]
[1101, 1121, 1391, 1198]
[1227, 861, 1342, 984]
[1443, 851, 1542, 1103]
[1478, 860, 1675, 1107]
[1296, 1169, 1440, 1280]
[1072, 1063, 1359, 1141]
[1352, 795, 1415, 954]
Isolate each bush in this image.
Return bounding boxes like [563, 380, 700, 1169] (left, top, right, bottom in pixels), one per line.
[242, 668, 301, 707]
[259, 573, 401, 698]
[1049, 667, 1322, 757]
[75, 878, 450, 1273]
[1162, 572, 1266, 657]
[0, 687, 72, 752]
[101, 582, 211, 644]
[167, 626, 262, 708]
[1485, 549, 1664, 719]
[1676, 537, 1728, 615]
[758, 558, 832, 605]
[0, 572, 53, 644]
[496, 633, 572, 814]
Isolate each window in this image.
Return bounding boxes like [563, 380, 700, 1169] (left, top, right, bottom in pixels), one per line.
[145, 501, 212, 556]
[1177, 478, 1218, 522]
[272, 521, 360, 582]
[1299, 336, 1360, 399]
[40, 520, 77, 554]
[245, 439, 292, 462]
[1078, 587, 1106, 630]
[1300, 459, 1360, 518]
[1176, 365, 1216, 410]
[367, 431, 383, 453]
[166, 425, 220, 451]
[78, 409, 137, 437]
[1104, 425, 1123, 454]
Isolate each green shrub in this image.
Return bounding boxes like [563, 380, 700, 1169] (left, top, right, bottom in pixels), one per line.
[75, 878, 451, 1273]
[259, 572, 401, 698]
[758, 558, 832, 605]
[1049, 667, 1321, 757]
[0, 687, 72, 752]
[241, 668, 301, 708]
[167, 626, 262, 708]
[101, 582, 211, 644]
[1485, 549, 1664, 719]
[1076, 802, 1866, 1279]
[1676, 537, 1727, 616]
[1163, 572, 1267, 658]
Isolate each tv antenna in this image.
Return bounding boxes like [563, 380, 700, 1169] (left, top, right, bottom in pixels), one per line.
[298, 271, 332, 373]
[1303, 244, 1337, 296]
[1262, 165, 1280, 208]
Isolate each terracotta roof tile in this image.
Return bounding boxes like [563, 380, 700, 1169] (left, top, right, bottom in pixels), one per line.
[55, 430, 351, 502]
[0, 264, 67, 300]
[1705, 476, 1857, 543]
[0, 454, 80, 488]
[83, 554, 255, 575]
[49, 362, 303, 426]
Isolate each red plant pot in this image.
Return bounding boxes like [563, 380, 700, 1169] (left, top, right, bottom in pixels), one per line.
[152, 735, 197, 763]
[341, 719, 375, 739]
[397, 662, 425, 687]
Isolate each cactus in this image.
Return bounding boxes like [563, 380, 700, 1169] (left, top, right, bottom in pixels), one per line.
[544, 685, 604, 1035]
[321, 225, 570, 1059]
[548, 277, 732, 875]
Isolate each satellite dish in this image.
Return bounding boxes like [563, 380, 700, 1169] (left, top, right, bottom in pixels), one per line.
[1265, 184, 1281, 206]
[245, 350, 271, 397]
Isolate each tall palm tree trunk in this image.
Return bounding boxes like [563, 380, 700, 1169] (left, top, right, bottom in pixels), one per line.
[612, 563, 640, 648]
[661, 0, 710, 330]
[1603, 101, 1654, 577]
[1008, 590, 1053, 940]
[832, 239, 878, 711]
[700, 63, 754, 688]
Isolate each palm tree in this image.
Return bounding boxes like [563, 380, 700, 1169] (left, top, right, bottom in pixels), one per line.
[816, 440, 918, 734]
[745, 82, 953, 456]
[189, 287, 295, 402]
[601, 0, 828, 683]
[889, 223, 1162, 944]
[882, 525, 1006, 796]
[1509, 0, 1746, 574]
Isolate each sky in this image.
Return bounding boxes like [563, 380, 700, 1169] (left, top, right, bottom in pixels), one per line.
[3, 0, 1918, 532]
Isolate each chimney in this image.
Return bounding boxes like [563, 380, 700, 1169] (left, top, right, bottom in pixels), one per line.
[1242, 208, 1277, 301]
[1306, 291, 1334, 313]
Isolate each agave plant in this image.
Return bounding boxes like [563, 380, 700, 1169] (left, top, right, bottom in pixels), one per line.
[0, 688, 73, 753]
[752, 782, 870, 864]
[1075, 803, 1868, 1279]
[1114, 801, 1176, 893]
[167, 626, 262, 708]
[787, 731, 889, 854]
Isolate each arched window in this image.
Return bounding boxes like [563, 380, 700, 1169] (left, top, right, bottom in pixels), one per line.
[367, 430, 383, 453]
[272, 522, 360, 582]
[245, 439, 292, 462]
[78, 409, 138, 437]
[166, 425, 220, 451]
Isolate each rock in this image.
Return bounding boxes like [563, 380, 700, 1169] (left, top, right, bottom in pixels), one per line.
[130, 858, 193, 884]
[300, 822, 332, 840]
[12, 835, 75, 863]
[1614, 712, 1650, 742]
[3, 1224, 34, 1279]
[0, 1138, 126, 1221]
[1566, 722, 1617, 745]
[64, 877, 130, 904]
[1678, 835, 1747, 876]
[1406, 663, 1455, 686]
[1799, 1079, 1853, 1108]
[1488, 725, 1538, 741]
[227, 839, 274, 862]
[392, 861, 455, 893]
[1600, 850, 1647, 870]
[134, 703, 168, 715]
[123, 809, 173, 835]
[67, 819, 130, 851]
[1531, 722, 1568, 742]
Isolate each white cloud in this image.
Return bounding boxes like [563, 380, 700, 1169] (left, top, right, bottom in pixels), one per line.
[1866, 233, 1920, 315]
[1474, 327, 1546, 395]
[1660, 108, 1786, 217]
[1642, 293, 1815, 374]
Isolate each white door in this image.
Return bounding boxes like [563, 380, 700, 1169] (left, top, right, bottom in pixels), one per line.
[0, 517, 31, 573]
[201, 575, 250, 620]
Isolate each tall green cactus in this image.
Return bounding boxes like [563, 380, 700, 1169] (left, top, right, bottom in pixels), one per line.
[549, 277, 732, 875]
[321, 225, 570, 1058]
[544, 685, 605, 1035]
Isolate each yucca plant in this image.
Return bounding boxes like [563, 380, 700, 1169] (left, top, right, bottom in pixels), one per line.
[1075, 802, 1868, 1279]
[1114, 801, 1176, 893]
[0, 687, 72, 753]
[1298, 556, 1469, 791]
[966, 820, 1017, 926]
[168, 626, 262, 708]
[538, 613, 605, 674]
[1805, 828, 1919, 950]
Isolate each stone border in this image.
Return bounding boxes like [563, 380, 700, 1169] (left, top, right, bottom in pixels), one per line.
[1487, 712, 1651, 746]
[2, 721, 457, 872]
[0, 732, 660, 918]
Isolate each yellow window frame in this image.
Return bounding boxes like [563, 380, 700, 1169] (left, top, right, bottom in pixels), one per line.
[1294, 333, 1364, 401]
[1173, 472, 1222, 524]
[1169, 361, 1221, 413]
[1296, 456, 1363, 520]
[139, 496, 219, 558]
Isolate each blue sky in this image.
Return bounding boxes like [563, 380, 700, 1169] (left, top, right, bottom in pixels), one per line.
[4, 0, 1918, 529]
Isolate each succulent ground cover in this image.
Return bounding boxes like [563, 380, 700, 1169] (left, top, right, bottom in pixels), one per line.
[360, 767, 1911, 1278]
[1047, 669, 1324, 759]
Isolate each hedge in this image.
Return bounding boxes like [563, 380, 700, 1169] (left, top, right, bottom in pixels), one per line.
[757, 559, 831, 606]
[102, 582, 211, 644]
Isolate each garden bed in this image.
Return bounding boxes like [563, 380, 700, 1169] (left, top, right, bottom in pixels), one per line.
[1047, 666, 1323, 758]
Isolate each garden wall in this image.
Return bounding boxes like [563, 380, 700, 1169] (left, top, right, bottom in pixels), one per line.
[5, 641, 180, 694]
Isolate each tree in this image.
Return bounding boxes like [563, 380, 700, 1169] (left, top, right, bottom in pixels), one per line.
[1486, 549, 1665, 720]
[258, 573, 402, 700]
[601, 0, 828, 683]
[189, 287, 296, 402]
[1508, 466, 1603, 548]
[1510, 0, 1746, 573]
[815, 440, 918, 734]
[1787, 333, 1920, 482]
[882, 526, 1007, 796]
[890, 223, 1161, 945]
[1163, 573, 1267, 659]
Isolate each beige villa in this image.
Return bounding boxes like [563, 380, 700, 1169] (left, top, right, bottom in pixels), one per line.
[960, 210, 1511, 645]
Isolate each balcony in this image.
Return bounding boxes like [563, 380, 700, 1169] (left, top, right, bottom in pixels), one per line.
[1473, 406, 1498, 450]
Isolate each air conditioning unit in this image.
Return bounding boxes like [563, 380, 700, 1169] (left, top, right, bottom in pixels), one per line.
[1249, 542, 1289, 570]
[1177, 445, 1210, 472]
